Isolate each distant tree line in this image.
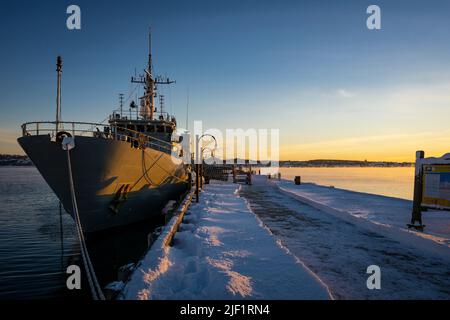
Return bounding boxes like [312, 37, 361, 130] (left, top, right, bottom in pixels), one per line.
[0, 154, 33, 166]
[279, 159, 413, 168]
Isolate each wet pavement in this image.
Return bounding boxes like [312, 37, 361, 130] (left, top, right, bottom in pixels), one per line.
[240, 177, 450, 299]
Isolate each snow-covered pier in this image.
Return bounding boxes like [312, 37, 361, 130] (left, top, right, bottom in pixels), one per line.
[120, 180, 332, 300]
[119, 176, 450, 300]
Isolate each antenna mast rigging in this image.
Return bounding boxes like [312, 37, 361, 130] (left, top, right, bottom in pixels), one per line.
[131, 29, 175, 120]
[118, 93, 124, 116]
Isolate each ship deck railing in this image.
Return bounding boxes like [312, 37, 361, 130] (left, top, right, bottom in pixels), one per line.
[21, 121, 174, 154]
[110, 109, 175, 123]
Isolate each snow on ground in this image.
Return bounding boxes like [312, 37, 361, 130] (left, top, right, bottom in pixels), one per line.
[121, 181, 332, 300]
[241, 177, 450, 299]
[273, 178, 450, 252]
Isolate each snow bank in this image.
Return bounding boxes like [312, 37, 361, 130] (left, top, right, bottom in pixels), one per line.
[273, 178, 450, 258]
[121, 181, 332, 300]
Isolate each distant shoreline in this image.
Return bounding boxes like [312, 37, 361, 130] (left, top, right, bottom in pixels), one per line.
[0, 154, 33, 166]
[279, 165, 414, 168]
[0, 154, 414, 168]
[278, 160, 413, 168]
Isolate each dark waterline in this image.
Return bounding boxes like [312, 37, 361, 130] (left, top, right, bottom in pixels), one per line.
[0, 167, 164, 299]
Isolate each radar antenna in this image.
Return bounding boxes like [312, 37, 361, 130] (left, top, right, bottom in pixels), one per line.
[131, 28, 176, 120]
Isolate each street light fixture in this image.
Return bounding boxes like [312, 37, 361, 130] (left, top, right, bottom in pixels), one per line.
[194, 134, 217, 202]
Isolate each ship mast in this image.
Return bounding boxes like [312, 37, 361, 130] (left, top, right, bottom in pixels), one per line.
[131, 29, 175, 121]
[56, 56, 62, 132]
[145, 30, 155, 120]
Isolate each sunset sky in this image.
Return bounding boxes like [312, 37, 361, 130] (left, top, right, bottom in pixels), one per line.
[1, 0, 450, 161]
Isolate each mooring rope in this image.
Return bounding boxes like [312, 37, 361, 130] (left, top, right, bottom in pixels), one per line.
[59, 202, 64, 272]
[142, 149, 189, 184]
[65, 146, 105, 300]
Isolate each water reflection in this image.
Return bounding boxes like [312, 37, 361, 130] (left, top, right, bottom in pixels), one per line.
[0, 167, 165, 299]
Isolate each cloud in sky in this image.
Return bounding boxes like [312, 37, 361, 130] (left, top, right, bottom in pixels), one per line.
[280, 129, 450, 162]
[336, 89, 356, 98]
[276, 80, 450, 161]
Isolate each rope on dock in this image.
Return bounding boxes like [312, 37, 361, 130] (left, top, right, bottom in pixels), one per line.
[64, 137, 105, 300]
[59, 201, 64, 272]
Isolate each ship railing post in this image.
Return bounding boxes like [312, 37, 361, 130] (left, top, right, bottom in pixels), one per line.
[72, 122, 75, 136]
[199, 158, 203, 190]
[196, 163, 200, 203]
[36, 122, 39, 136]
[410, 150, 425, 228]
[195, 134, 200, 203]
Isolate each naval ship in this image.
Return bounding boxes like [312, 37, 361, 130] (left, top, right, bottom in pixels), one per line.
[18, 34, 190, 232]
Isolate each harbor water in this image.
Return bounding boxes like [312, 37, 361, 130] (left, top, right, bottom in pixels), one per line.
[0, 166, 164, 299]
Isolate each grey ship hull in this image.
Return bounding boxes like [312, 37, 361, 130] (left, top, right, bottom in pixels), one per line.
[18, 134, 188, 232]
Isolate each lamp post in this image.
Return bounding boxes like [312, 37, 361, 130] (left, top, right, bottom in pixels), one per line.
[201, 146, 215, 186]
[410, 150, 425, 229]
[195, 134, 217, 202]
